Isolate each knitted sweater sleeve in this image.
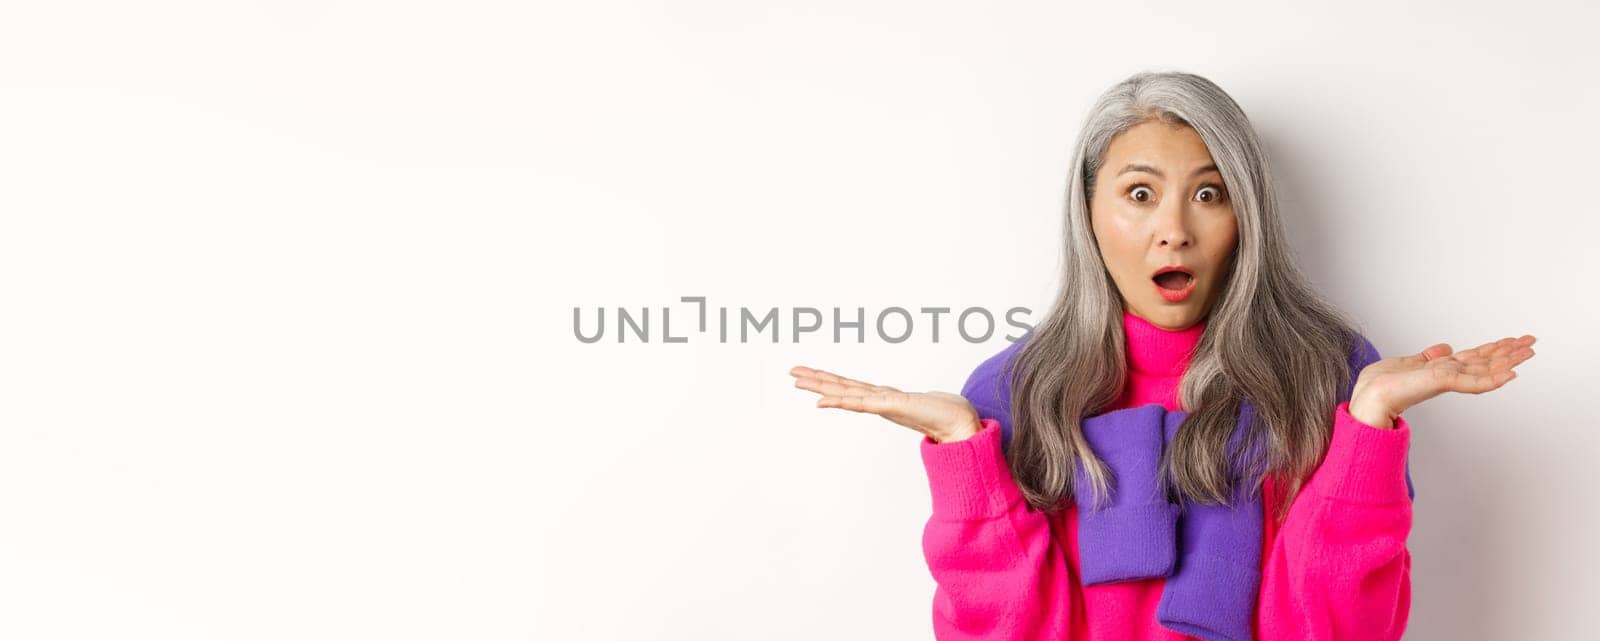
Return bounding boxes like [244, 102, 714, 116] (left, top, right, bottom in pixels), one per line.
[917, 338, 1075, 639]
[1257, 335, 1414, 640]
[919, 419, 1075, 640]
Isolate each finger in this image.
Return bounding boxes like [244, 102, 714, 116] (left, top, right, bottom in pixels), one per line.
[1450, 368, 1517, 394]
[816, 392, 899, 415]
[1443, 339, 1503, 365]
[790, 369, 871, 393]
[1435, 334, 1538, 375]
[791, 365, 864, 383]
[1492, 334, 1538, 348]
[801, 366, 867, 386]
[796, 377, 882, 398]
[1401, 342, 1451, 365]
[1499, 346, 1536, 372]
[797, 373, 901, 395]
[1492, 344, 1535, 367]
[1465, 335, 1532, 362]
[1417, 343, 1453, 362]
[1483, 337, 1521, 359]
[1454, 344, 1536, 376]
[1503, 337, 1537, 361]
[1477, 341, 1536, 368]
[793, 366, 898, 393]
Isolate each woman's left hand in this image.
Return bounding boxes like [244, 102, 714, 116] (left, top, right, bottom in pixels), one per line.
[1347, 334, 1537, 428]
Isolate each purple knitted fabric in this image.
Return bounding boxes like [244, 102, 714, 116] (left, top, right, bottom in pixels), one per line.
[1071, 403, 1180, 584]
[1154, 401, 1263, 641]
[1066, 399, 1262, 641]
[956, 329, 1416, 641]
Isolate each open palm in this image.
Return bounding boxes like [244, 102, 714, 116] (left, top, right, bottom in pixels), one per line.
[1355, 334, 1537, 417]
[789, 365, 981, 443]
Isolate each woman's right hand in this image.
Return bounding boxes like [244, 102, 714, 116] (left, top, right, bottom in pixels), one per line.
[789, 365, 983, 444]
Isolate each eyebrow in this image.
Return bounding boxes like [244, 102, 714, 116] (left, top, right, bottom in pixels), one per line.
[1116, 163, 1219, 179]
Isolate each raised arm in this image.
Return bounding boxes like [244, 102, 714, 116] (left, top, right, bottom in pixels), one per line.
[790, 337, 1077, 640]
[916, 337, 1078, 639]
[1256, 400, 1414, 640]
[1257, 329, 1534, 639]
[919, 418, 1077, 640]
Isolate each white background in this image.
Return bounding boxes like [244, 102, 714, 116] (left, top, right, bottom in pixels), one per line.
[2, 1, 1595, 639]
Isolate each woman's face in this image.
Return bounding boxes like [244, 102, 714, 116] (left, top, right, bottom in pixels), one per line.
[1089, 120, 1239, 331]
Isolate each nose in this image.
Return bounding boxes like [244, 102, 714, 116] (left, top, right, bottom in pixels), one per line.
[1155, 201, 1194, 248]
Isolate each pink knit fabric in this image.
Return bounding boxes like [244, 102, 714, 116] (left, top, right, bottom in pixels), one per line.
[919, 311, 1412, 640]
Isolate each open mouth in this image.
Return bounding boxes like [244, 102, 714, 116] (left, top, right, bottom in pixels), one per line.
[1152, 271, 1194, 291]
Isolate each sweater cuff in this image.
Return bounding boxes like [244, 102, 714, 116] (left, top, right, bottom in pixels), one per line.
[1077, 502, 1179, 584]
[920, 418, 1022, 519]
[1156, 551, 1260, 641]
[1314, 401, 1412, 504]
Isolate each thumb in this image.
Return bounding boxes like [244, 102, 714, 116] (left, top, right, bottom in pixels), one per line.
[1413, 342, 1453, 363]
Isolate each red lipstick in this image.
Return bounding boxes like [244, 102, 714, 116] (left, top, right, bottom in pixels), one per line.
[1152, 266, 1196, 302]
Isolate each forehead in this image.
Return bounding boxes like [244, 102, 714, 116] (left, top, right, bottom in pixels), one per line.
[1102, 121, 1217, 172]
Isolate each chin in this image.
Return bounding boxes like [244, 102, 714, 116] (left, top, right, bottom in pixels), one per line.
[1148, 307, 1201, 329]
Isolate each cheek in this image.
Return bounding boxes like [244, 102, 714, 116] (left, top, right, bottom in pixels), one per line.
[1207, 212, 1239, 258]
[1099, 238, 1144, 283]
[1088, 206, 1120, 261]
[1091, 201, 1135, 247]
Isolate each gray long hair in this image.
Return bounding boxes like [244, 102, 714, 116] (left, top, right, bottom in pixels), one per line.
[1008, 70, 1368, 522]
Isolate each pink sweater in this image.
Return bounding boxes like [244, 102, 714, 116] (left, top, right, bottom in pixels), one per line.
[918, 311, 1413, 640]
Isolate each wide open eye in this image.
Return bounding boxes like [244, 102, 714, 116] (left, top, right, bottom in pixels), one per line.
[1129, 185, 1155, 203]
[1196, 184, 1226, 203]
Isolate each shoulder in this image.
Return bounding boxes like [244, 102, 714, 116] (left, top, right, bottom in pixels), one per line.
[958, 334, 1030, 444]
[960, 335, 1028, 402]
[1347, 330, 1382, 371]
[1340, 329, 1383, 400]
